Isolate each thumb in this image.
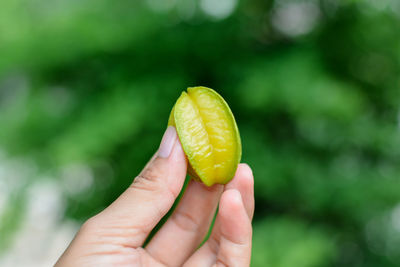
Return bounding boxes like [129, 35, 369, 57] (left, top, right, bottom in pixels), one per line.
[90, 126, 187, 248]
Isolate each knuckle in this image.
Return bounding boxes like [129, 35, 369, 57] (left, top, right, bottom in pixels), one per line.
[171, 209, 200, 232]
[132, 167, 163, 193]
[140, 165, 162, 183]
[131, 163, 179, 200]
[215, 259, 229, 267]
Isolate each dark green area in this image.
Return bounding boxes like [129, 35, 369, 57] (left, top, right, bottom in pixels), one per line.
[1, 0, 399, 266]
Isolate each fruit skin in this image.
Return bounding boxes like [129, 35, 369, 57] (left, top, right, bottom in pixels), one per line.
[168, 86, 241, 186]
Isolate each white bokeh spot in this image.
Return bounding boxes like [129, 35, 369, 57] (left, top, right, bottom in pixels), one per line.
[200, 0, 238, 20]
[272, 1, 321, 37]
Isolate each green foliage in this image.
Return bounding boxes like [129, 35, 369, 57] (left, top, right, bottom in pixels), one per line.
[252, 218, 335, 267]
[0, 0, 399, 266]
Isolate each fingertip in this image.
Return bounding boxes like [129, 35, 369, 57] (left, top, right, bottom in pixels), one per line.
[239, 164, 254, 192]
[236, 164, 255, 220]
[169, 135, 186, 163]
[158, 126, 178, 158]
[219, 189, 244, 219]
[228, 164, 253, 187]
[219, 189, 251, 245]
[226, 164, 254, 219]
[135, 128, 187, 200]
[238, 163, 254, 183]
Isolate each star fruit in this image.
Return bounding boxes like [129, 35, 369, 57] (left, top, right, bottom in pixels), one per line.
[168, 86, 242, 186]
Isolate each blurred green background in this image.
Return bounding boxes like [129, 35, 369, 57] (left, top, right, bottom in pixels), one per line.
[0, 0, 399, 266]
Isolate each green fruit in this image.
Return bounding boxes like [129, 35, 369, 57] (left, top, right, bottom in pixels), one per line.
[168, 86, 241, 186]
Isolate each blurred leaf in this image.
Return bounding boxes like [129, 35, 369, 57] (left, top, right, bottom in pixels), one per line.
[252, 217, 335, 267]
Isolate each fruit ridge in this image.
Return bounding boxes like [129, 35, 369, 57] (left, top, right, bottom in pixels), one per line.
[168, 86, 241, 186]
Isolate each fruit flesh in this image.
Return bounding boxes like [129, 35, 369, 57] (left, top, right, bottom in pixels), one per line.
[168, 86, 241, 186]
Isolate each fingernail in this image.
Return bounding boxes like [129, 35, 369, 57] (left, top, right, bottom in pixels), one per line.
[158, 126, 177, 158]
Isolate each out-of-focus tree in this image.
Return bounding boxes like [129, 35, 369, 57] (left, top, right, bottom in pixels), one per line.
[0, 0, 399, 266]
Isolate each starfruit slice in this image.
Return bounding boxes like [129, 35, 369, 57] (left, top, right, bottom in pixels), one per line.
[168, 86, 241, 186]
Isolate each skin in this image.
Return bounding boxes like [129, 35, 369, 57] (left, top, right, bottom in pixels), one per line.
[55, 127, 254, 267]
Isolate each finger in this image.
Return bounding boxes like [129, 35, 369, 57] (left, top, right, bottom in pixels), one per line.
[225, 163, 254, 220]
[214, 189, 252, 267]
[86, 126, 187, 248]
[184, 164, 254, 266]
[146, 179, 223, 266]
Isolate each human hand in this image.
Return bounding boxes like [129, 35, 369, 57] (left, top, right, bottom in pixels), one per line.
[55, 126, 254, 267]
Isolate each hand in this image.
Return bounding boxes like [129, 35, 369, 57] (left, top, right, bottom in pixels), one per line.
[55, 126, 254, 267]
